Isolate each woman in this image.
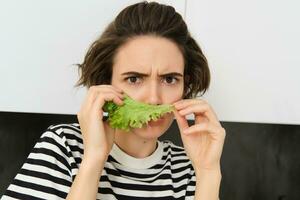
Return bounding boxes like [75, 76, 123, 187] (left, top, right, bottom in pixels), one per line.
[2, 1, 225, 200]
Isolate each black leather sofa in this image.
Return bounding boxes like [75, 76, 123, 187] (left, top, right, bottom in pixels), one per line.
[0, 111, 299, 199]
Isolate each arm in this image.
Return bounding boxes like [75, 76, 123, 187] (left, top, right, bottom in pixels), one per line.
[194, 168, 222, 200]
[66, 155, 106, 200]
[172, 100, 225, 200]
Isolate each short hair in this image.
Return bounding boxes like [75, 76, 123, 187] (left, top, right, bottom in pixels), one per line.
[74, 1, 210, 99]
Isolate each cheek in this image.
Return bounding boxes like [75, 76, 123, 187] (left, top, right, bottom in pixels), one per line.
[167, 93, 183, 104]
[167, 84, 184, 103]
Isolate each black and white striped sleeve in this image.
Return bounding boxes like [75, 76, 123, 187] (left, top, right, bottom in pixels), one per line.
[1, 127, 73, 200]
[185, 168, 196, 199]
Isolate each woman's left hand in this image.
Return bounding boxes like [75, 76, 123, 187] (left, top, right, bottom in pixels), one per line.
[172, 98, 226, 171]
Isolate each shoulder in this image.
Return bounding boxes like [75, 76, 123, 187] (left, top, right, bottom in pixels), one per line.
[45, 123, 83, 144]
[47, 122, 81, 134]
[40, 123, 84, 167]
[42, 123, 84, 158]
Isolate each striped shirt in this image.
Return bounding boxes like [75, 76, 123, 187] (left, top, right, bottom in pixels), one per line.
[1, 123, 196, 200]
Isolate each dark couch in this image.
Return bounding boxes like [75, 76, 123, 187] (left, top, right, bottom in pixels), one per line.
[0, 111, 299, 199]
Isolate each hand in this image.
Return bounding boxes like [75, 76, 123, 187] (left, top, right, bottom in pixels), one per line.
[77, 85, 124, 163]
[172, 98, 226, 171]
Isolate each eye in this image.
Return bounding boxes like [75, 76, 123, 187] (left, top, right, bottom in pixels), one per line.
[163, 76, 179, 85]
[125, 76, 142, 84]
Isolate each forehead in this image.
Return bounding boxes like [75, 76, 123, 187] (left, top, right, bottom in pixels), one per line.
[113, 36, 184, 74]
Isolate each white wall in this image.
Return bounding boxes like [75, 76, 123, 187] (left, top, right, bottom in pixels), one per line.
[0, 0, 186, 115]
[1, 0, 299, 125]
[185, 0, 300, 125]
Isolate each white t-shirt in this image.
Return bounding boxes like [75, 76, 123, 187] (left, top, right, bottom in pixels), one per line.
[1, 123, 196, 200]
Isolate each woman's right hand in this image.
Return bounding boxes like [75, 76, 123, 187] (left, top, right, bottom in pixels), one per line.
[77, 85, 124, 164]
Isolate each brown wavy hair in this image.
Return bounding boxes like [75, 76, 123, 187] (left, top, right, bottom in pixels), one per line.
[74, 1, 210, 99]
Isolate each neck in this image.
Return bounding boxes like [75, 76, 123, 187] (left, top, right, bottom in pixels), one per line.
[114, 129, 158, 158]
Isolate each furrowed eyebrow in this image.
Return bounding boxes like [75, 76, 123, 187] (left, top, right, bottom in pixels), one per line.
[121, 71, 183, 77]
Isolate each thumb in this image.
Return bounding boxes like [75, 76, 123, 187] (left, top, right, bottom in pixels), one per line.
[103, 120, 115, 136]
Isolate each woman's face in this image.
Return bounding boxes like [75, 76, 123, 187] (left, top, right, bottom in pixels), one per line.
[111, 35, 184, 138]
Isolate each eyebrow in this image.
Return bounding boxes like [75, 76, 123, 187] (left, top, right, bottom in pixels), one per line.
[121, 71, 183, 77]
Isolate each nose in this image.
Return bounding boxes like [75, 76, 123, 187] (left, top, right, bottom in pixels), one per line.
[145, 81, 163, 105]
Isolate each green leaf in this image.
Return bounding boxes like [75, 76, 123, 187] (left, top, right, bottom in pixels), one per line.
[103, 93, 175, 132]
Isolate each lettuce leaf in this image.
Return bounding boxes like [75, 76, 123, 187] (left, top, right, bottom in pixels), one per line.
[103, 93, 175, 132]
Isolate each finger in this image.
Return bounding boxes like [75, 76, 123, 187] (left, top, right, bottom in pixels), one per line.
[91, 92, 123, 116]
[173, 109, 189, 133]
[173, 98, 208, 110]
[103, 120, 116, 135]
[177, 103, 219, 125]
[92, 85, 124, 100]
[183, 122, 224, 138]
[97, 85, 124, 94]
[85, 86, 124, 111]
[91, 90, 124, 106]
